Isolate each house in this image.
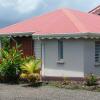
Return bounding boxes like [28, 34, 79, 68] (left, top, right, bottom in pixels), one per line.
[89, 5, 100, 15]
[0, 8, 100, 80]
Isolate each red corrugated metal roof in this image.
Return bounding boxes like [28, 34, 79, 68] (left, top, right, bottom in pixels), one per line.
[0, 8, 100, 35]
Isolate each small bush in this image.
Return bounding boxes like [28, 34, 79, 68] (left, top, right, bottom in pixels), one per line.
[85, 74, 98, 86]
[20, 58, 41, 84]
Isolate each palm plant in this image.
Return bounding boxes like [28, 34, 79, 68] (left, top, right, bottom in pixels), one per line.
[20, 59, 41, 83]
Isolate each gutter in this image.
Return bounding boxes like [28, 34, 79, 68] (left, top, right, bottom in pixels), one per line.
[0, 32, 34, 37]
[32, 32, 100, 40]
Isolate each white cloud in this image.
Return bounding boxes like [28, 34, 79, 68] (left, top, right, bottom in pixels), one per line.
[0, 0, 45, 13]
[0, 0, 16, 7]
[16, 0, 41, 13]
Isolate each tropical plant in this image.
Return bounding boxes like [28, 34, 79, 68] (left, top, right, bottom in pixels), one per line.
[22, 56, 35, 63]
[0, 45, 23, 83]
[20, 59, 41, 83]
[0, 36, 10, 51]
[85, 73, 98, 86]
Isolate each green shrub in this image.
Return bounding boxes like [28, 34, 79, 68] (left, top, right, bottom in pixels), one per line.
[0, 45, 23, 83]
[85, 74, 98, 86]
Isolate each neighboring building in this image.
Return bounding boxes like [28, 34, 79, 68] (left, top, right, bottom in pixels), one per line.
[0, 8, 100, 79]
[89, 5, 100, 15]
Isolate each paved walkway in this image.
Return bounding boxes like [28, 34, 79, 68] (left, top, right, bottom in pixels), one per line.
[0, 83, 100, 100]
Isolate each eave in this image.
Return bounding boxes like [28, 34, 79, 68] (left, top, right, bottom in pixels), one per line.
[0, 32, 33, 37]
[32, 32, 100, 40]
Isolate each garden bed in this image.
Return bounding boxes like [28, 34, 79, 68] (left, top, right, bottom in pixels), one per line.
[43, 80, 100, 92]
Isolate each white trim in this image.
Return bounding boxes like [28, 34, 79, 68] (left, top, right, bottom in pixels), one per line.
[32, 32, 100, 40]
[13, 34, 31, 37]
[56, 59, 64, 64]
[0, 32, 33, 36]
[95, 62, 100, 66]
[34, 40, 41, 59]
[41, 41, 45, 76]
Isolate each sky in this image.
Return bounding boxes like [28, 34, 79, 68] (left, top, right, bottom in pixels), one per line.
[0, 0, 100, 28]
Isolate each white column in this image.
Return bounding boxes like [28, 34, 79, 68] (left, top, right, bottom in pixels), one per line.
[41, 40, 45, 76]
[34, 40, 41, 59]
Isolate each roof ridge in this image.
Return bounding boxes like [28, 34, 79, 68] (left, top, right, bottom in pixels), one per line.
[62, 9, 88, 32]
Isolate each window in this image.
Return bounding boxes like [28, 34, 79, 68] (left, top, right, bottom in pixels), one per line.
[58, 40, 63, 60]
[95, 41, 100, 63]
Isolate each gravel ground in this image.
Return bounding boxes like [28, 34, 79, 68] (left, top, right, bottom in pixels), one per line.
[0, 83, 100, 100]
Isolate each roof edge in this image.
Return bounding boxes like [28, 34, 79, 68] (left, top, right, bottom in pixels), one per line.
[0, 32, 34, 36]
[32, 32, 100, 39]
